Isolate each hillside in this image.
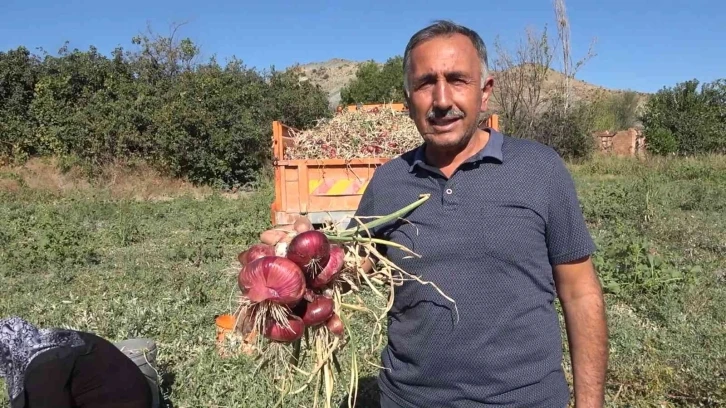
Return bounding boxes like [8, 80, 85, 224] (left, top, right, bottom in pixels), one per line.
[295, 58, 649, 111]
[295, 59, 366, 108]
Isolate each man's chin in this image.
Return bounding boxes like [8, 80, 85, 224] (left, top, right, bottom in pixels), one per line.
[423, 136, 466, 152]
[423, 127, 458, 140]
[423, 129, 479, 154]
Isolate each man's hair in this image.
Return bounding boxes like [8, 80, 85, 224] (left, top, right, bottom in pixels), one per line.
[402, 20, 490, 96]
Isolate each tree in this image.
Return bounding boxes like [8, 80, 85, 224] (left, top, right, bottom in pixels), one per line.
[0, 23, 332, 188]
[552, 0, 597, 114]
[587, 90, 642, 132]
[266, 66, 332, 130]
[491, 25, 555, 140]
[127, 21, 200, 87]
[0, 46, 41, 162]
[339, 56, 405, 105]
[641, 78, 726, 155]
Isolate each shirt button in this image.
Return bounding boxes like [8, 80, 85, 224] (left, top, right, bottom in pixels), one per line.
[445, 188, 453, 195]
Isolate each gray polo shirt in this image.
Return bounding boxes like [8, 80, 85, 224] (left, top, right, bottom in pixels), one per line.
[350, 128, 597, 407]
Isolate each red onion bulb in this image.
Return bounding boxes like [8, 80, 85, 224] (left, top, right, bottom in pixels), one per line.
[298, 296, 335, 327]
[238, 243, 275, 266]
[263, 315, 305, 343]
[286, 230, 331, 272]
[308, 244, 345, 289]
[326, 313, 345, 336]
[238, 256, 306, 307]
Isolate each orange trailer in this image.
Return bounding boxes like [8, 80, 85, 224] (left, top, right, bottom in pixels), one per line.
[270, 105, 499, 227]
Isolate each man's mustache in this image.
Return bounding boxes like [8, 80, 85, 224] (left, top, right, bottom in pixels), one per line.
[426, 108, 465, 120]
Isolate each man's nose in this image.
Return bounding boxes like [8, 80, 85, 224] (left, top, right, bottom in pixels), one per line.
[432, 80, 453, 110]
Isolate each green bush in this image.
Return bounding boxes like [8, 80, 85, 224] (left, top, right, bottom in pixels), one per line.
[340, 56, 405, 105]
[266, 66, 332, 129]
[0, 31, 331, 188]
[0, 46, 41, 162]
[529, 97, 598, 160]
[644, 127, 678, 155]
[588, 90, 642, 132]
[640, 78, 726, 156]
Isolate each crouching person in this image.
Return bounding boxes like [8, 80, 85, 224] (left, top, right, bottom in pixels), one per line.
[1, 316, 152, 408]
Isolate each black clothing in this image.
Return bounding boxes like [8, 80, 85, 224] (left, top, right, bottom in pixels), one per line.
[11, 331, 152, 408]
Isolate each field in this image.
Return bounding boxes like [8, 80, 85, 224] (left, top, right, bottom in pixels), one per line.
[1, 154, 725, 407]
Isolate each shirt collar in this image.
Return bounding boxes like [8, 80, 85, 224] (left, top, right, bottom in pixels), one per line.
[408, 127, 504, 173]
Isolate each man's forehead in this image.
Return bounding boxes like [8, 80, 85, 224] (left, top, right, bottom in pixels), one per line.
[409, 35, 479, 71]
[410, 33, 477, 56]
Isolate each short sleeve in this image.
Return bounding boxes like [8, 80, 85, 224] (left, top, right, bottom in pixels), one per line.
[545, 153, 597, 265]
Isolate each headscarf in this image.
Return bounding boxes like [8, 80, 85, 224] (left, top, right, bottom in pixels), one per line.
[0, 316, 85, 401]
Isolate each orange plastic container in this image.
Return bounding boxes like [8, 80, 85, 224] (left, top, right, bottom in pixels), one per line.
[270, 105, 499, 226]
[215, 314, 236, 344]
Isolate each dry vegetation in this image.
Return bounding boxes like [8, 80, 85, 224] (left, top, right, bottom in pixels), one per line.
[284, 106, 421, 160]
[0, 157, 249, 201]
[295, 59, 365, 108]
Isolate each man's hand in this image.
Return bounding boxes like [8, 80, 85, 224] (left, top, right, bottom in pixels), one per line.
[553, 256, 608, 408]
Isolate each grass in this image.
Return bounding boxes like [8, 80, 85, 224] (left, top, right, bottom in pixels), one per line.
[1, 154, 725, 407]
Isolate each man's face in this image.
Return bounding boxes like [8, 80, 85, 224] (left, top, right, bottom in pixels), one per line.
[405, 33, 492, 153]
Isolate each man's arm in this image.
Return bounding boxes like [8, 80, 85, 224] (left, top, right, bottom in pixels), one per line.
[554, 256, 608, 408]
[543, 151, 608, 407]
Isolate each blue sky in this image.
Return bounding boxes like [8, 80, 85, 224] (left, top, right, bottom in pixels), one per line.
[1, 0, 723, 93]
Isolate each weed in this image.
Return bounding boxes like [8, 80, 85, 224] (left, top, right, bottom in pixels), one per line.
[1, 156, 725, 407]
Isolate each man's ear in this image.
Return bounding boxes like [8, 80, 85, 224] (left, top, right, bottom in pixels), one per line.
[480, 76, 494, 112]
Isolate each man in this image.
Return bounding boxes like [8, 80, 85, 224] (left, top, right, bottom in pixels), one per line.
[263, 20, 608, 408]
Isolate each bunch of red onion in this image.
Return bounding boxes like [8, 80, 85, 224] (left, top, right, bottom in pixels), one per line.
[228, 194, 445, 408]
[236, 229, 347, 343]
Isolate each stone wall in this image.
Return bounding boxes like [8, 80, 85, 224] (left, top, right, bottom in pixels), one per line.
[593, 128, 646, 156]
